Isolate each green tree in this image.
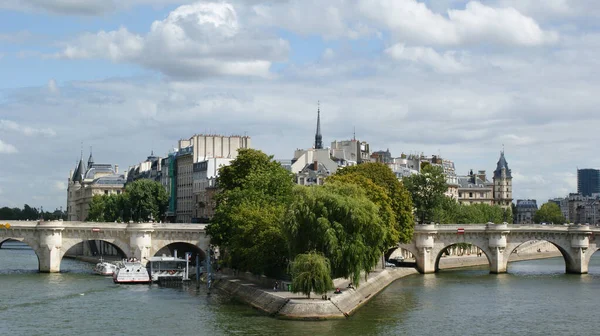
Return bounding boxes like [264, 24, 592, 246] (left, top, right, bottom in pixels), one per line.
[333, 162, 414, 243]
[327, 173, 397, 247]
[284, 183, 386, 287]
[433, 197, 512, 224]
[125, 179, 168, 222]
[86, 179, 167, 222]
[208, 149, 294, 277]
[403, 164, 448, 224]
[534, 202, 565, 224]
[291, 251, 333, 299]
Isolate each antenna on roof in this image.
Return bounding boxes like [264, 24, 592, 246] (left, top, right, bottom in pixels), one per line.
[353, 126, 356, 141]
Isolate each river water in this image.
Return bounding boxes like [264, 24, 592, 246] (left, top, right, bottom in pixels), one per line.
[2, 241, 600, 336]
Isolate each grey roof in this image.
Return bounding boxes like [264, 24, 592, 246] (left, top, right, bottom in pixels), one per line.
[92, 175, 126, 185]
[516, 199, 538, 209]
[457, 175, 490, 189]
[87, 151, 94, 167]
[85, 166, 115, 180]
[494, 151, 512, 179]
[72, 159, 85, 183]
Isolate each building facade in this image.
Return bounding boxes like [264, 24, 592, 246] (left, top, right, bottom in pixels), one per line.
[330, 139, 371, 166]
[493, 151, 513, 209]
[515, 199, 538, 224]
[457, 170, 494, 205]
[192, 158, 233, 222]
[175, 134, 251, 223]
[577, 169, 600, 197]
[67, 152, 125, 221]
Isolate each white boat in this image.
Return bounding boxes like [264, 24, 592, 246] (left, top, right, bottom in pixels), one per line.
[93, 259, 117, 276]
[112, 259, 150, 284]
[147, 255, 191, 283]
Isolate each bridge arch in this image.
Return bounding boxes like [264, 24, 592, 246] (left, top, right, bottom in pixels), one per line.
[59, 238, 130, 268]
[434, 242, 493, 272]
[0, 237, 43, 271]
[505, 235, 573, 273]
[150, 241, 206, 263]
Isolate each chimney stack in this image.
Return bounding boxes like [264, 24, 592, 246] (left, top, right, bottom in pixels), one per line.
[115, 164, 119, 174]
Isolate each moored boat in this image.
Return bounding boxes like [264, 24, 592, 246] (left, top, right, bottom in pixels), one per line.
[93, 260, 117, 276]
[147, 255, 192, 284]
[112, 259, 150, 284]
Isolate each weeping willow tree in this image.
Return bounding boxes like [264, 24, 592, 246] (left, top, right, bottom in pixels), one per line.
[284, 182, 387, 287]
[291, 252, 333, 298]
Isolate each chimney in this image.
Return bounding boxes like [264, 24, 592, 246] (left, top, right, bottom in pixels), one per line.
[313, 160, 318, 171]
[477, 170, 486, 182]
[115, 164, 119, 174]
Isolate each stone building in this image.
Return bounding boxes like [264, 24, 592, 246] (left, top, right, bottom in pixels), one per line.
[457, 170, 494, 205]
[67, 151, 125, 221]
[515, 199, 538, 224]
[493, 151, 513, 209]
[192, 158, 233, 222]
[126, 151, 162, 183]
[330, 138, 371, 166]
[457, 151, 513, 209]
[175, 134, 251, 223]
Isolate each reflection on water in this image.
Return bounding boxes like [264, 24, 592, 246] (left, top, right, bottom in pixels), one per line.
[3, 246, 600, 335]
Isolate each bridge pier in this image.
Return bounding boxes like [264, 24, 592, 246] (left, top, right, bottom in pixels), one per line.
[38, 227, 63, 273]
[128, 223, 154, 265]
[565, 248, 588, 274]
[489, 247, 507, 274]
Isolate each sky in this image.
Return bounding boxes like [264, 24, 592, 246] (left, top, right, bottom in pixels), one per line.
[1, 0, 599, 212]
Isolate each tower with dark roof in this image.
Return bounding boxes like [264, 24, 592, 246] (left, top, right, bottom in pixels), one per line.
[493, 150, 513, 209]
[87, 148, 94, 168]
[314, 102, 323, 149]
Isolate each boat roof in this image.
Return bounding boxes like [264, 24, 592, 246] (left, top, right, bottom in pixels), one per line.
[147, 256, 187, 262]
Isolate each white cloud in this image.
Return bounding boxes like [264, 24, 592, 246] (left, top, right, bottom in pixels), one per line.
[53, 181, 67, 191]
[358, 0, 557, 46]
[55, 2, 290, 78]
[0, 140, 18, 154]
[0, 120, 56, 137]
[385, 44, 469, 73]
[47, 79, 59, 94]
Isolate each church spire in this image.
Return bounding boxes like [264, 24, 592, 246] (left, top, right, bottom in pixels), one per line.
[87, 146, 94, 168]
[314, 101, 323, 149]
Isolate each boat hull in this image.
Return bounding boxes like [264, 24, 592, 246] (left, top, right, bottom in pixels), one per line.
[112, 261, 151, 284]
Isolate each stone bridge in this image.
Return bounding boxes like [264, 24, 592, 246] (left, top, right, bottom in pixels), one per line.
[397, 223, 599, 274]
[0, 220, 209, 272]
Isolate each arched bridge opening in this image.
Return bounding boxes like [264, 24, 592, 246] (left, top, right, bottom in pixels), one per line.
[0, 238, 41, 274]
[435, 243, 492, 273]
[385, 246, 417, 268]
[60, 239, 128, 273]
[152, 242, 206, 267]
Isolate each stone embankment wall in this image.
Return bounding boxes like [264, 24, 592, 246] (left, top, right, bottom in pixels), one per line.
[213, 268, 418, 320]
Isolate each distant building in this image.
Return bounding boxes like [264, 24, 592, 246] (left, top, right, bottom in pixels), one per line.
[457, 170, 494, 205]
[493, 151, 513, 209]
[371, 149, 393, 164]
[126, 151, 162, 183]
[175, 134, 251, 223]
[291, 104, 338, 184]
[515, 199, 537, 224]
[577, 169, 600, 197]
[67, 151, 125, 221]
[192, 158, 233, 222]
[549, 197, 569, 220]
[330, 139, 371, 166]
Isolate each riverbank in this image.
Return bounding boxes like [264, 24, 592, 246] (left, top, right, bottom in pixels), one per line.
[215, 247, 562, 320]
[214, 267, 419, 320]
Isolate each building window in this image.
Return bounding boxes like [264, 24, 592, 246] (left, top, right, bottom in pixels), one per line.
[469, 192, 473, 198]
[458, 192, 462, 197]
[104, 190, 108, 195]
[480, 192, 484, 198]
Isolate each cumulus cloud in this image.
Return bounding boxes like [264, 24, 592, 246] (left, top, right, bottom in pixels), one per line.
[385, 44, 469, 73]
[0, 140, 18, 154]
[55, 2, 290, 78]
[0, 120, 57, 137]
[358, 0, 558, 46]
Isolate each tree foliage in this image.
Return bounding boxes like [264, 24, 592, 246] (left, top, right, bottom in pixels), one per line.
[207, 149, 294, 277]
[432, 197, 513, 224]
[284, 183, 386, 286]
[86, 179, 168, 222]
[291, 251, 333, 298]
[333, 162, 414, 243]
[403, 164, 448, 224]
[0, 204, 63, 220]
[534, 202, 565, 224]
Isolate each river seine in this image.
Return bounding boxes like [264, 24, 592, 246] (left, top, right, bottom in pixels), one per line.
[2, 241, 600, 336]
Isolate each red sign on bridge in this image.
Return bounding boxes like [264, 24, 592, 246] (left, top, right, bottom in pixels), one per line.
[457, 228, 465, 234]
